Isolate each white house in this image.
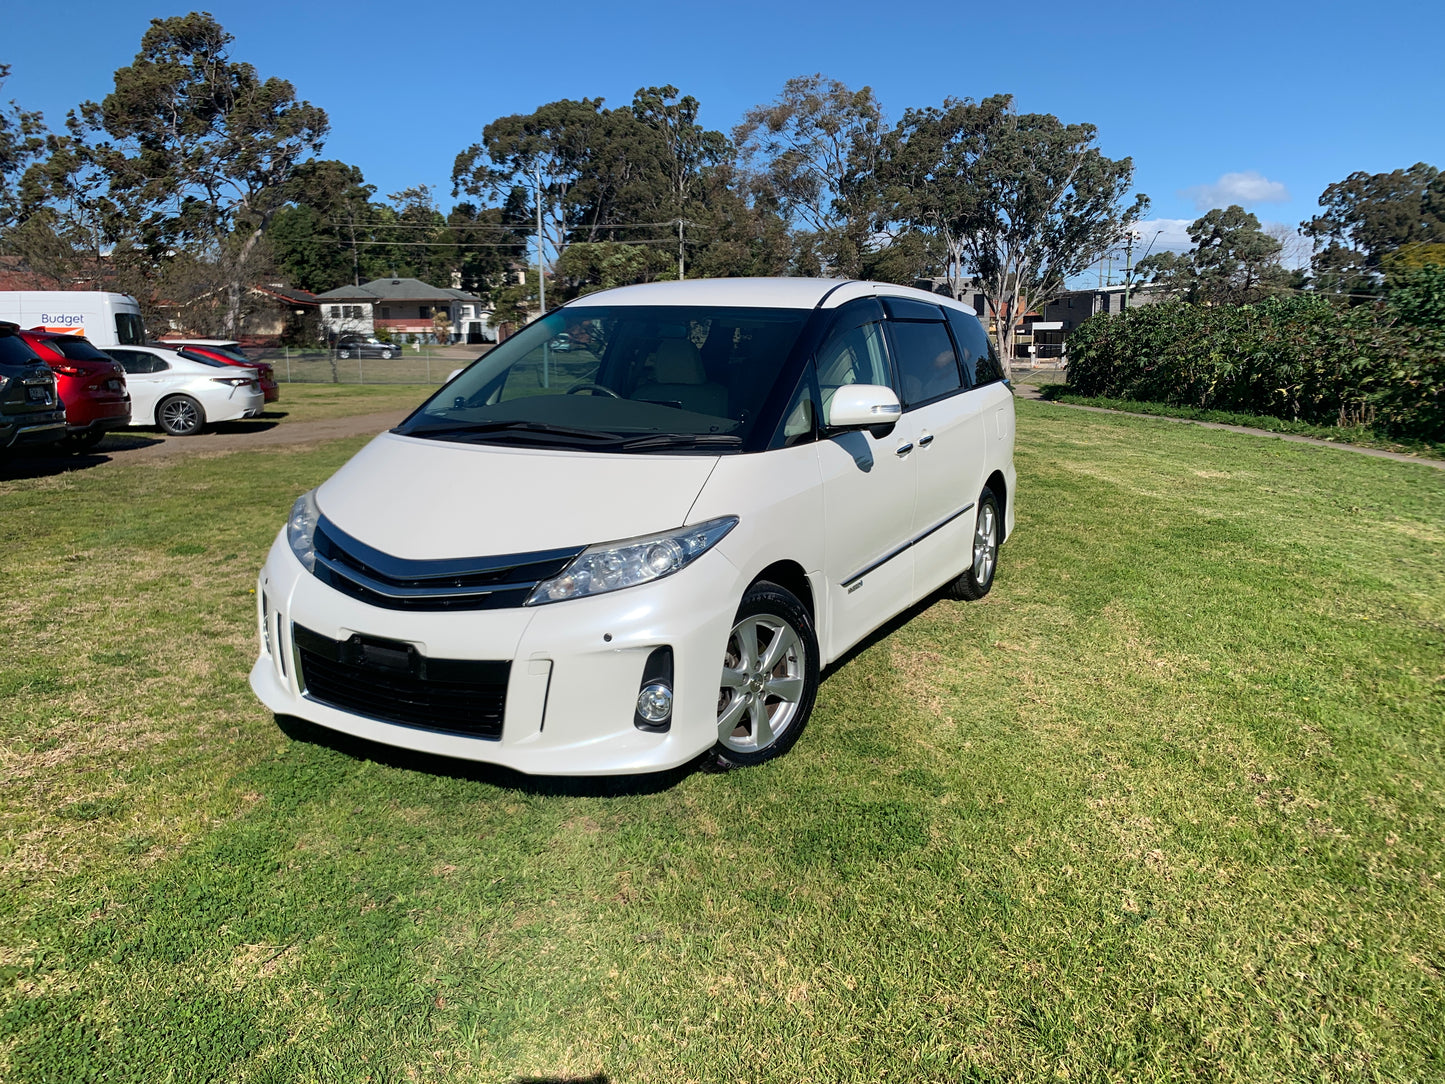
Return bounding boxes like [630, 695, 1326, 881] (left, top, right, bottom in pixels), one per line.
[315, 276, 493, 343]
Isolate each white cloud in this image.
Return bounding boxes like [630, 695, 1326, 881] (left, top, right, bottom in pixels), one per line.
[1132, 218, 1195, 249]
[1181, 171, 1291, 211]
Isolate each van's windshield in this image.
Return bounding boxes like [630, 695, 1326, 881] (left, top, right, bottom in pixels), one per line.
[397, 305, 811, 453]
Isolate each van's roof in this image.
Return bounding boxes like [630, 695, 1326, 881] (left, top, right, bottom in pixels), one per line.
[565, 277, 976, 314]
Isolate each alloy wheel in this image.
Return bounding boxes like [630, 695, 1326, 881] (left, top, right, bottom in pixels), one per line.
[717, 612, 807, 754]
[973, 502, 997, 587]
[160, 397, 201, 436]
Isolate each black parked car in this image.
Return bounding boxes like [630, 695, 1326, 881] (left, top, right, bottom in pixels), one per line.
[336, 336, 398, 359]
[0, 322, 67, 456]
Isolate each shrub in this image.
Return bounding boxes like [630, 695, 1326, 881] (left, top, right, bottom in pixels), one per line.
[1066, 283, 1442, 441]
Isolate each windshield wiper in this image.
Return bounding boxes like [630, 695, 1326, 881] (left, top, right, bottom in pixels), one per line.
[615, 433, 743, 451]
[400, 420, 623, 445]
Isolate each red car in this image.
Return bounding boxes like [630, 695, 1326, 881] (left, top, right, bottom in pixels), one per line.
[163, 340, 279, 403]
[18, 329, 131, 452]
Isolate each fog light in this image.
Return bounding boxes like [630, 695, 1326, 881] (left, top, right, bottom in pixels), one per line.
[636, 682, 673, 724]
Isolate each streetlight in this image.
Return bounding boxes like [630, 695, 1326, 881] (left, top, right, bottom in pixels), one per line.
[1123, 228, 1163, 315]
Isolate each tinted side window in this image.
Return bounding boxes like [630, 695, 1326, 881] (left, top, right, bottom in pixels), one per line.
[944, 309, 983, 386]
[111, 350, 164, 374]
[945, 308, 1000, 388]
[816, 320, 893, 395]
[0, 334, 40, 365]
[976, 337, 1004, 385]
[777, 363, 819, 448]
[114, 313, 145, 345]
[889, 320, 962, 407]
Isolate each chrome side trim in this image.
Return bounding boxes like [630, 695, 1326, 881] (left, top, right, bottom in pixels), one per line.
[840, 501, 975, 588]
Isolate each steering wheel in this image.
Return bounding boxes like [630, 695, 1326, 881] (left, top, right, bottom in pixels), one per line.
[565, 383, 622, 398]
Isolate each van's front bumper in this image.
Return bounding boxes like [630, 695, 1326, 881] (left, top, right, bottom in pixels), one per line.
[249, 532, 743, 775]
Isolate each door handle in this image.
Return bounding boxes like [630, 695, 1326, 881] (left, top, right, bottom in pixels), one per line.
[895, 442, 914, 457]
[918, 432, 935, 448]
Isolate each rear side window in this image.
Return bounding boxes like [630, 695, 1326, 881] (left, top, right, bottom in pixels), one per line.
[114, 312, 145, 345]
[889, 320, 963, 407]
[0, 333, 40, 365]
[111, 350, 167, 375]
[945, 308, 1001, 387]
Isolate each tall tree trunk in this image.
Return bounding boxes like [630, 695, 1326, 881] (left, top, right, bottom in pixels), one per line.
[223, 211, 271, 337]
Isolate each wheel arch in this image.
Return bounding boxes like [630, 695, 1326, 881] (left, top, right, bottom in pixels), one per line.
[750, 559, 814, 619]
[984, 469, 1008, 542]
[156, 392, 205, 434]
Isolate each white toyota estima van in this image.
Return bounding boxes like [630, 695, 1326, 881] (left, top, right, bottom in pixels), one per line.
[251, 278, 1016, 775]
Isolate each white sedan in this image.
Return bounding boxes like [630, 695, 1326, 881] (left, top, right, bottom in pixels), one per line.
[251, 278, 1016, 775]
[105, 344, 264, 435]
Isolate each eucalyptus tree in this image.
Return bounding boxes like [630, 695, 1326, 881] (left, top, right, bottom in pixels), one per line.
[1302, 163, 1443, 295]
[1136, 205, 1287, 305]
[455, 88, 734, 296]
[67, 12, 328, 332]
[734, 74, 883, 277]
[876, 94, 1146, 360]
[0, 63, 45, 232]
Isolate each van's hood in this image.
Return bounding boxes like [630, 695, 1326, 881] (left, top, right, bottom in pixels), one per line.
[315, 431, 720, 559]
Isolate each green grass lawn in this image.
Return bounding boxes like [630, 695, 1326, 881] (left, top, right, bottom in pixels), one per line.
[259, 382, 435, 423]
[1, 398, 1442, 1082]
[1036, 386, 1442, 460]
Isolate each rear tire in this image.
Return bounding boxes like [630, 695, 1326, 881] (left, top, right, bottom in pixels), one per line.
[157, 395, 205, 437]
[712, 581, 819, 768]
[945, 487, 1000, 601]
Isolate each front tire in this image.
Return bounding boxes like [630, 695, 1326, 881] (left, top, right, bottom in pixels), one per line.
[945, 487, 1000, 601]
[157, 395, 205, 437]
[714, 581, 819, 767]
[380, 349, 393, 359]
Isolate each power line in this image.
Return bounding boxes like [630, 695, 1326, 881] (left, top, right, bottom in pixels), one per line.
[339, 237, 689, 248]
[323, 220, 710, 232]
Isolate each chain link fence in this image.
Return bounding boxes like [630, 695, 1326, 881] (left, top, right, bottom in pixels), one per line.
[252, 346, 493, 386]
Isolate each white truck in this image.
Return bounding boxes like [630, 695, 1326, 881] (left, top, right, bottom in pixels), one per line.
[0, 291, 147, 348]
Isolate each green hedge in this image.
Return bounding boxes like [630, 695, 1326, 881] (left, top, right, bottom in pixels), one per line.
[1065, 275, 1445, 441]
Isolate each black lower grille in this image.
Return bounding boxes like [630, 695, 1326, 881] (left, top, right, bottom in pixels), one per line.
[293, 624, 508, 739]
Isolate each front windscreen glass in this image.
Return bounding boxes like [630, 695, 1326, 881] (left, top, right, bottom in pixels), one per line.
[397, 305, 810, 452]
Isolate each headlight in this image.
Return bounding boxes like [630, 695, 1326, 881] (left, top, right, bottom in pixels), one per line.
[287, 489, 320, 572]
[526, 516, 738, 605]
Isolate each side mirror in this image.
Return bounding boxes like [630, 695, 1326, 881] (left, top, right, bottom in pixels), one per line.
[826, 384, 902, 430]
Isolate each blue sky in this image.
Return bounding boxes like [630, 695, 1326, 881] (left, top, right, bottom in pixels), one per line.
[5, 0, 1443, 274]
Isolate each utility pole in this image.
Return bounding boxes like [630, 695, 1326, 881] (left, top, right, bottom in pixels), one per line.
[1123, 230, 1136, 320]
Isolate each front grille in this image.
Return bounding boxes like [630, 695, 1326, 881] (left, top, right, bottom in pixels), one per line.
[293, 624, 508, 739]
[313, 516, 582, 611]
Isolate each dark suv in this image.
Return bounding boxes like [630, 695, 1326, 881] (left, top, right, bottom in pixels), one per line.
[0, 322, 66, 455]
